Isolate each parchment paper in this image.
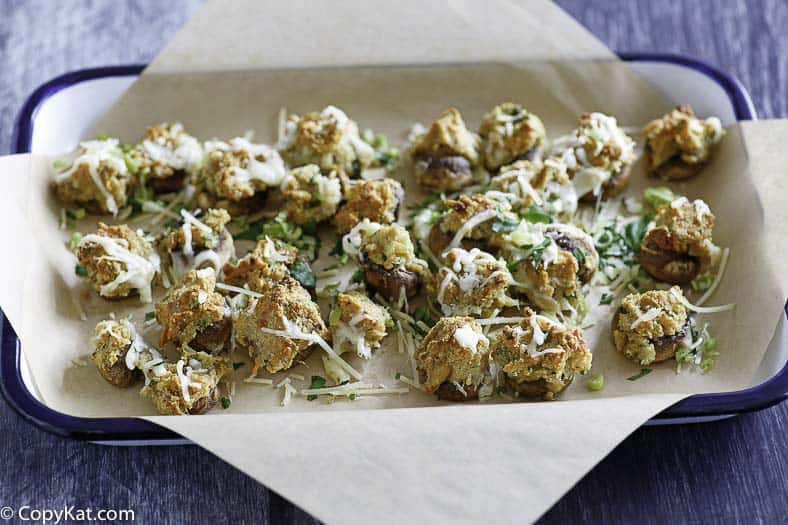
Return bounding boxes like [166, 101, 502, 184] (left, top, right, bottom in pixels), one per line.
[0, 1, 786, 524]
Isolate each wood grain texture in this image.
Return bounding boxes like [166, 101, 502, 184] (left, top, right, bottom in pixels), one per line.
[0, 1, 785, 523]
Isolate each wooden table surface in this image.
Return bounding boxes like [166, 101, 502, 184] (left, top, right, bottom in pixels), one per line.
[0, 1, 785, 523]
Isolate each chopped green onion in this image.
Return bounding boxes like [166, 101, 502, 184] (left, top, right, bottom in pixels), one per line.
[587, 373, 604, 391]
[643, 187, 676, 209]
[67, 232, 83, 253]
[52, 159, 70, 171]
[599, 293, 614, 305]
[306, 375, 327, 401]
[691, 273, 714, 292]
[329, 308, 342, 327]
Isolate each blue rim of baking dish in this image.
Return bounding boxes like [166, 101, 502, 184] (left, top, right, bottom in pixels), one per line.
[2, 54, 785, 442]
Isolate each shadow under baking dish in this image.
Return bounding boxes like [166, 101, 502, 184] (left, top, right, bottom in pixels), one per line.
[2, 54, 786, 444]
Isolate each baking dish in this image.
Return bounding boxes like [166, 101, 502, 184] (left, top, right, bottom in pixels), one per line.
[2, 54, 786, 444]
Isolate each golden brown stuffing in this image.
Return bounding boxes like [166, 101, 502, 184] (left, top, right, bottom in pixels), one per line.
[429, 248, 517, 317]
[429, 194, 515, 255]
[278, 106, 376, 176]
[411, 108, 480, 192]
[488, 158, 577, 218]
[639, 197, 719, 283]
[611, 287, 689, 365]
[155, 268, 230, 353]
[280, 164, 343, 225]
[90, 319, 140, 387]
[132, 122, 203, 192]
[334, 178, 403, 233]
[359, 223, 428, 300]
[233, 276, 328, 374]
[157, 208, 234, 282]
[547, 112, 636, 201]
[643, 105, 725, 179]
[202, 138, 286, 202]
[329, 290, 392, 358]
[511, 248, 581, 314]
[141, 351, 232, 415]
[222, 237, 299, 292]
[53, 139, 133, 215]
[415, 317, 490, 399]
[492, 310, 592, 400]
[479, 103, 546, 171]
[76, 223, 160, 302]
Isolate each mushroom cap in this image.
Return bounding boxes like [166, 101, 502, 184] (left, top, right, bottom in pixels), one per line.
[639, 226, 701, 284]
[363, 263, 421, 301]
[435, 381, 479, 402]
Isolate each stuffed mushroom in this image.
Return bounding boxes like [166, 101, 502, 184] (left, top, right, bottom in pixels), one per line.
[429, 247, 518, 318]
[333, 178, 403, 234]
[222, 236, 316, 295]
[611, 287, 690, 365]
[492, 310, 592, 400]
[410, 108, 480, 193]
[280, 164, 343, 225]
[427, 194, 517, 257]
[156, 208, 234, 285]
[131, 122, 203, 193]
[140, 351, 232, 415]
[415, 317, 490, 401]
[90, 318, 146, 387]
[639, 197, 720, 284]
[488, 158, 578, 220]
[198, 137, 286, 215]
[233, 276, 329, 374]
[76, 223, 160, 302]
[348, 221, 428, 301]
[277, 105, 376, 177]
[643, 105, 725, 180]
[53, 138, 134, 216]
[541, 223, 599, 284]
[548, 112, 636, 202]
[328, 290, 392, 359]
[155, 268, 231, 354]
[479, 103, 546, 171]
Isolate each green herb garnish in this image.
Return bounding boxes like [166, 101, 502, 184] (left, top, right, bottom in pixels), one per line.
[289, 259, 316, 289]
[599, 293, 614, 305]
[623, 214, 652, 254]
[572, 247, 586, 265]
[306, 375, 327, 401]
[221, 397, 231, 409]
[75, 264, 88, 277]
[348, 392, 357, 401]
[233, 362, 245, 370]
[144, 311, 156, 322]
[627, 368, 652, 381]
[350, 269, 365, 284]
[492, 206, 520, 233]
[521, 205, 553, 224]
